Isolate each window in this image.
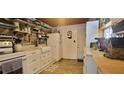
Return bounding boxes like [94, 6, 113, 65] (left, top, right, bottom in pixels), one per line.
[104, 18, 110, 24]
[104, 27, 113, 39]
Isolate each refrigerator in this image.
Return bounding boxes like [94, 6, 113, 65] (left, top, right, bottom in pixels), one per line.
[47, 33, 61, 62]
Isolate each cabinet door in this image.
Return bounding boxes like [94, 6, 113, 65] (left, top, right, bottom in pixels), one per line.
[24, 50, 41, 74]
[47, 51, 52, 58]
[28, 61, 40, 73]
[40, 53, 48, 68]
[40, 51, 53, 69]
[85, 55, 98, 74]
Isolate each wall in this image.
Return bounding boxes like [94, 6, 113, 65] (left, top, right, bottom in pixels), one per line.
[98, 29, 104, 38]
[57, 24, 86, 59]
[77, 24, 86, 59]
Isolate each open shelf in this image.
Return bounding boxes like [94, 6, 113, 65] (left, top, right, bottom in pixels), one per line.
[14, 30, 31, 34]
[14, 19, 35, 27]
[0, 22, 16, 29]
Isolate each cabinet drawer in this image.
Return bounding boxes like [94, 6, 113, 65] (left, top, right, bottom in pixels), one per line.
[27, 50, 41, 56]
[27, 55, 40, 63]
[30, 58, 37, 63]
[27, 52, 40, 62]
[47, 57, 53, 64]
[28, 50, 37, 55]
[28, 61, 40, 73]
[40, 60, 44, 65]
[41, 53, 47, 60]
[47, 52, 52, 58]
[48, 58, 52, 64]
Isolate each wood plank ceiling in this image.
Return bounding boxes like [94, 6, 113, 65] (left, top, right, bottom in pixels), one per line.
[40, 18, 89, 27]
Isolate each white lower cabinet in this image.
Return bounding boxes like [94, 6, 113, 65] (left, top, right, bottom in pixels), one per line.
[23, 50, 41, 74]
[27, 61, 39, 73]
[40, 50, 54, 70]
[83, 55, 98, 74]
[23, 48, 55, 74]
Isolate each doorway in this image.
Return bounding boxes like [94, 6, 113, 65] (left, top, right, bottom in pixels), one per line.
[62, 29, 77, 59]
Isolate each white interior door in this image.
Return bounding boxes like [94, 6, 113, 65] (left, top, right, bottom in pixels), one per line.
[62, 29, 77, 59]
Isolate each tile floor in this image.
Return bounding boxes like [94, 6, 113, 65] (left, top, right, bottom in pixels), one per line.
[40, 59, 83, 74]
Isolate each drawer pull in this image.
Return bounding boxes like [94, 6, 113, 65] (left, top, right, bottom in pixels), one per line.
[32, 52, 36, 55]
[33, 67, 37, 71]
[22, 58, 27, 61]
[32, 59, 36, 62]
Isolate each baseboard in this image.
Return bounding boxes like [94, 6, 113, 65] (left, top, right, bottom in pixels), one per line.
[62, 58, 77, 61]
[37, 61, 57, 74]
[61, 58, 84, 62]
[57, 58, 63, 62]
[77, 59, 84, 62]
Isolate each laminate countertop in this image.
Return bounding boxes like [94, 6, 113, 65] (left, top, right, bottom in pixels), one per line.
[85, 48, 124, 74]
[0, 45, 51, 62]
[0, 45, 40, 62]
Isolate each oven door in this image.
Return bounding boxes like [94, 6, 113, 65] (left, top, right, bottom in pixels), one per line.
[0, 56, 24, 74]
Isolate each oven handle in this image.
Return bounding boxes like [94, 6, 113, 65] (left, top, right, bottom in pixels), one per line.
[0, 55, 25, 62]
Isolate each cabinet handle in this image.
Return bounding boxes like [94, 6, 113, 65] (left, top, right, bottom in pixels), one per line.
[32, 52, 36, 55]
[33, 67, 37, 71]
[22, 58, 27, 61]
[32, 59, 36, 62]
